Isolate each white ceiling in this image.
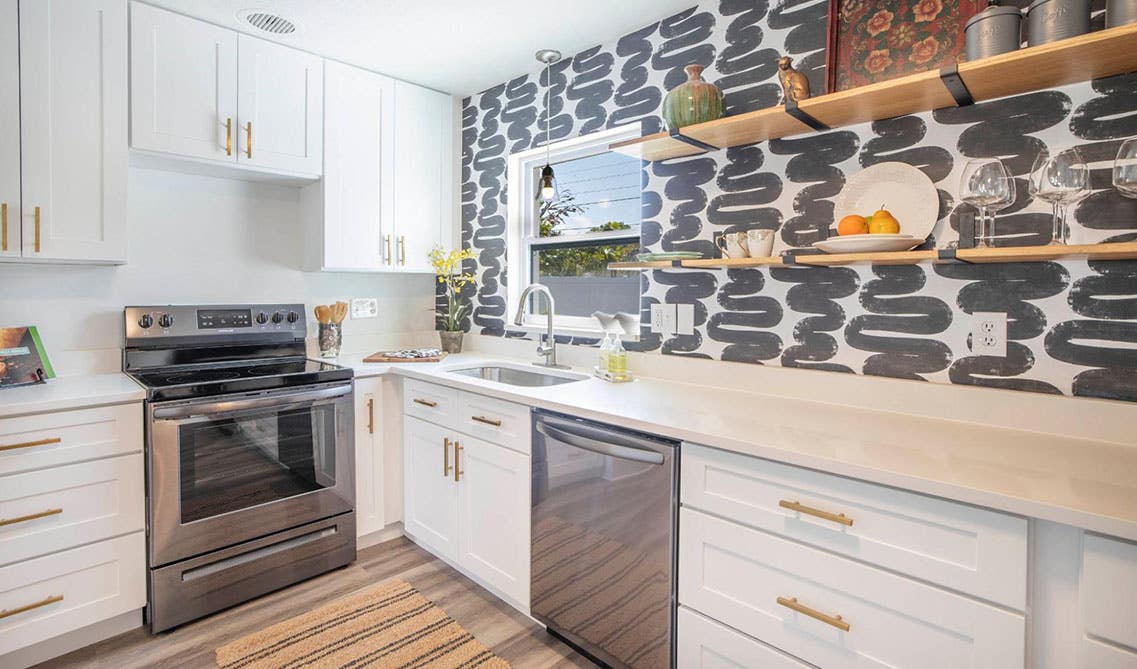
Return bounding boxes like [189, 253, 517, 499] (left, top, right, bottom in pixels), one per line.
[144, 0, 697, 97]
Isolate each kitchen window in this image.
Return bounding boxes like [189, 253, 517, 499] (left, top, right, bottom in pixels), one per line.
[506, 125, 643, 335]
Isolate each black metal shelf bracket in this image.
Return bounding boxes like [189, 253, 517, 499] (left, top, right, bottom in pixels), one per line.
[784, 99, 830, 131]
[938, 248, 974, 263]
[669, 129, 719, 153]
[939, 65, 975, 106]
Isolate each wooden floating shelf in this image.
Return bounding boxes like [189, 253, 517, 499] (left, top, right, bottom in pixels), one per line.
[610, 23, 1137, 161]
[609, 242, 1137, 270]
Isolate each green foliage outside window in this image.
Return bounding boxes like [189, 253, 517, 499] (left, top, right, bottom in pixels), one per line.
[536, 191, 638, 276]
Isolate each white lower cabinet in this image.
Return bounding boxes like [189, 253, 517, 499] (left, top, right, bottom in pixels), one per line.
[1079, 533, 1137, 668]
[404, 416, 459, 562]
[678, 606, 811, 669]
[354, 377, 384, 537]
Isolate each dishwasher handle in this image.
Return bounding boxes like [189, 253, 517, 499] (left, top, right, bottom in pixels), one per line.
[535, 421, 666, 465]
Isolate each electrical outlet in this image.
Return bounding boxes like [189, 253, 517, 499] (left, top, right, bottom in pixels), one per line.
[676, 304, 694, 336]
[351, 298, 378, 319]
[971, 311, 1007, 357]
[650, 303, 676, 335]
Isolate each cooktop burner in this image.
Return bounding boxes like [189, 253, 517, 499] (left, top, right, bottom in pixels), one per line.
[129, 358, 352, 402]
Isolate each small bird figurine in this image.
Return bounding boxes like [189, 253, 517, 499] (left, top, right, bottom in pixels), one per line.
[777, 56, 811, 103]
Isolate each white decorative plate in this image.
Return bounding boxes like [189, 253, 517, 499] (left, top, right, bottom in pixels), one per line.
[835, 162, 939, 242]
[812, 235, 922, 254]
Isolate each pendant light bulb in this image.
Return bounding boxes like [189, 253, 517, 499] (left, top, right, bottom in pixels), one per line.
[539, 164, 557, 202]
[535, 49, 562, 203]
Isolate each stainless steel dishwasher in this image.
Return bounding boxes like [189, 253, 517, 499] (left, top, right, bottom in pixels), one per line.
[531, 410, 678, 669]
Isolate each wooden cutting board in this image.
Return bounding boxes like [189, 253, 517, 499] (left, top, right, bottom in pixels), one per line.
[362, 351, 448, 363]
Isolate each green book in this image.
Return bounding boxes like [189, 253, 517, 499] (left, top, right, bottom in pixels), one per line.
[0, 326, 56, 388]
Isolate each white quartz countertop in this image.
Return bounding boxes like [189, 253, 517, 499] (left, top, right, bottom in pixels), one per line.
[336, 351, 1137, 542]
[0, 373, 145, 418]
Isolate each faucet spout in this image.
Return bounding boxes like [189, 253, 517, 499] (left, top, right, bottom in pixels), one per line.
[514, 283, 567, 369]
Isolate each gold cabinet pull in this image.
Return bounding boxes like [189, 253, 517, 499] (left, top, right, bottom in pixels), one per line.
[0, 437, 62, 453]
[412, 398, 438, 408]
[398, 236, 406, 266]
[443, 437, 452, 476]
[779, 499, 853, 527]
[453, 441, 463, 482]
[1, 202, 7, 251]
[776, 596, 850, 632]
[367, 398, 374, 434]
[33, 206, 41, 252]
[0, 508, 62, 527]
[471, 415, 502, 427]
[384, 235, 392, 265]
[225, 117, 233, 156]
[0, 594, 64, 621]
[245, 121, 253, 158]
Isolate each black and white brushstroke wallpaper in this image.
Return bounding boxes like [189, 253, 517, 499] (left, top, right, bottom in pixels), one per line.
[460, 0, 1137, 402]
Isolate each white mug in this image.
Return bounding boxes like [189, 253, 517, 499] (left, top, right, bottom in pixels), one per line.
[716, 231, 750, 259]
[747, 229, 776, 257]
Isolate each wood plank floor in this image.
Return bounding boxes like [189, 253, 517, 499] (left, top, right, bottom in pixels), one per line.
[35, 536, 597, 669]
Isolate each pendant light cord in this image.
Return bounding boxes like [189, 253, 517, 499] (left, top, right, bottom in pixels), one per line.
[545, 59, 551, 164]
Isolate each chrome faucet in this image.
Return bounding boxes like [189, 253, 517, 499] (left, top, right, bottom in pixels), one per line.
[513, 283, 567, 369]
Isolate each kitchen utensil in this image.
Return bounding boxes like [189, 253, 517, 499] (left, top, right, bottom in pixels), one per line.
[1113, 138, 1137, 197]
[747, 229, 776, 257]
[1030, 147, 1089, 245]
[960, 158, 1013, 248]
[812, 234, 921, 254]
[1107, 0, 1137, 27]
[835, 162, 939, 242]
[318, 322, 342, 357]
[716, 231, 749, 259]
[1026, 0, 1090, 46]
[966, 3, 1023, 61]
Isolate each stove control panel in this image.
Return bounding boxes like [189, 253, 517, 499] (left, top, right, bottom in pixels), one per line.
[125, 304, 307, 340]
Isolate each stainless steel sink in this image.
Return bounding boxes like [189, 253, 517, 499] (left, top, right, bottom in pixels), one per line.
[449, 365, 587, 387]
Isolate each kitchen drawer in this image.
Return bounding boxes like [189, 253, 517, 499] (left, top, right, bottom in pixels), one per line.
[403, 379, 458, 428]
[681, 443, 1028, 609]
[0, 404, 143, 477]
[0, 453, 144, 566]
[679, 508, 1025, 669]
[678, 606, 811, 669]
[456, 391, 530, 454]
[1081, 533, 1137, 655]
[0, 532, 146, 656]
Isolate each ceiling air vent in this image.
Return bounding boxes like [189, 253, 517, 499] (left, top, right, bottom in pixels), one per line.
[237, 10, 297, 36]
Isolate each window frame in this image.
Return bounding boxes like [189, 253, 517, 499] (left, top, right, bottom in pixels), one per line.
[506, 123, 643, 337]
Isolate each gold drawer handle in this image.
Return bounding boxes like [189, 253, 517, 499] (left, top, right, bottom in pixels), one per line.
[0, 594, 64, 620]
[413, 398, 438, 408]
[779, 499, 853, 527]
[34, 205, 41, 253]
[245, 121, 253, 159]
[384, 234, 392, 265]
[1, 202, 7, 251]
[471, 415, 502, 427]
[0, 508, 63, 527]
[453, 441, 463, 482]
[0, 437, 62, 453]
[398, 236, 406, 266]
[777, 596, 850, 632]
[367, 398, 375, 434]
[443, 437, 452, 476]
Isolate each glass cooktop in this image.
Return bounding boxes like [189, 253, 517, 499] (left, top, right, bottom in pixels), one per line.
[129, 358, 352, 401]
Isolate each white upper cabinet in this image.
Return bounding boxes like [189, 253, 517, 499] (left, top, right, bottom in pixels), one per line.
[129, 3, 322, 178]
[311, 60, 394, 271]
[236, 34, 323, 175]
[391, 82, 453, 272]
[130, 2, 237, 163]
[0, 0, 19, 259]
[19, 0, 128, 264]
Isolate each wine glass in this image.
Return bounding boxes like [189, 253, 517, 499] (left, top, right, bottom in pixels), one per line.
[1030, 148, 1089, 246]
[960, 159, 1012, 248]
[1113, 138, 1137, 198]
[984, 162, 1016, 247]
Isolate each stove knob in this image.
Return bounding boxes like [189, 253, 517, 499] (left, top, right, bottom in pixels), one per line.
[287, 310, 300, 324]
[271, 311, 284, 324]
[138, 314, 154, 329]
[157, 313, 174, 329]
[255, 311, 269, 325]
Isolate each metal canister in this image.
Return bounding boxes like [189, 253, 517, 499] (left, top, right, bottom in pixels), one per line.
[1026, 0, 1091, 46]
[1107, 0, 1137, 27]
[965, 5, 1023, 60]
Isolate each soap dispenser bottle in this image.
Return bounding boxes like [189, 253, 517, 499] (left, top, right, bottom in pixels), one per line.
[598, 331, 613, 372]
[608, 335, 627, 378]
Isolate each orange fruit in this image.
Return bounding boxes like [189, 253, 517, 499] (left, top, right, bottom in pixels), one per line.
[837, 214, 869, 236]
[868, 208, 900, 234]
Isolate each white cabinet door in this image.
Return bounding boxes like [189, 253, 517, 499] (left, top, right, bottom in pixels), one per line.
[129, 2, 237, 163]
[320, 60, 393, 271]
[391, 81, 452, 272]
[0, 0, 19, 259]
[237, 34, 322, 176]
[403, 416, 458, 562]
[457, 436, 530, 607]
[354, 378, 384, 537]
[19, 0, 127, 263]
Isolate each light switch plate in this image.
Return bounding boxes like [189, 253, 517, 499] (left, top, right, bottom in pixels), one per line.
[676, 304, 694, 335]
[351, 298, 378, 319]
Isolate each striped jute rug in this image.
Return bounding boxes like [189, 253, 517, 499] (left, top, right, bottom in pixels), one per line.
[215, 580, 510, 669]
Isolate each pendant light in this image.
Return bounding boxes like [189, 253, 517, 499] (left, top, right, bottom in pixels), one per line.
[535, 49, 562, 202]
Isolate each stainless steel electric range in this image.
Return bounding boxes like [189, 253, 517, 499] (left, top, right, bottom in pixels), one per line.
[123, 303, 356, 632]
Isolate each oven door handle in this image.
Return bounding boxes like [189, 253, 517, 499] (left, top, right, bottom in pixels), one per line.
[152, 384, 352, 420]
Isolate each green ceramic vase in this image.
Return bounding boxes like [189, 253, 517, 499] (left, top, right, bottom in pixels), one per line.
[662, 64, 724, 132]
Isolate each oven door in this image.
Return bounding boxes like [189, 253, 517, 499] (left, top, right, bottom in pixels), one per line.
[148, 382, 354, 567]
